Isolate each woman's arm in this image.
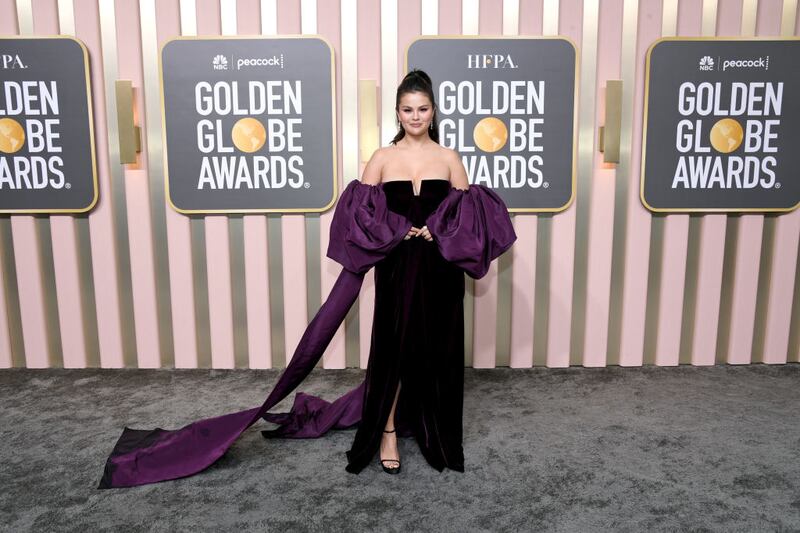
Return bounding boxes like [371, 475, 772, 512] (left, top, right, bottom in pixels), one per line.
[446, 148, 469, 190]
[360, 148, 385, 186]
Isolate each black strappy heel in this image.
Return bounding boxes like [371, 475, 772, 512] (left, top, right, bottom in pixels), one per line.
[380, 429, 401, 474]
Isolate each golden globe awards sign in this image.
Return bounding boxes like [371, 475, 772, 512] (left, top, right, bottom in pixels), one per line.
[0, 37, 98, 213]
[160, 36, 336, 213]
[406, 37, 578, 212]
[641, 38, 800, 212]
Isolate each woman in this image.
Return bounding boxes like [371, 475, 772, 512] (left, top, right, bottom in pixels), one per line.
[98, 70, 515, 488]
[343, 69, 471, 475]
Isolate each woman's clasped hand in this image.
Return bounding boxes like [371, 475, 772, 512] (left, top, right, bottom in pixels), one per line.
[404, 224, 433, 241]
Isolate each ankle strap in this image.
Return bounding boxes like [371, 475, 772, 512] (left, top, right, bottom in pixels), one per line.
[383, 429, 396, 433]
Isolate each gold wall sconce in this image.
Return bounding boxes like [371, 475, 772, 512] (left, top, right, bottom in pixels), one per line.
[598, 79, 622, 164]
[115, 80, 141, 165]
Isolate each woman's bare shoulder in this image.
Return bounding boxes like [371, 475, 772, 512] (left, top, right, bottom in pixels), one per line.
[360, 148, 390, 186]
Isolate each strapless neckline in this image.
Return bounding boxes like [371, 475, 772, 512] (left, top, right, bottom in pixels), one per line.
[381, 178, 450, 197]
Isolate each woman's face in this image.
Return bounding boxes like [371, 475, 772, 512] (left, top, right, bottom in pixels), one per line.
[396, 91, 434, 135]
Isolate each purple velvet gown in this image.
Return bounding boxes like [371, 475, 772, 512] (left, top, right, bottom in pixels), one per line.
[98, 179, 516, 488]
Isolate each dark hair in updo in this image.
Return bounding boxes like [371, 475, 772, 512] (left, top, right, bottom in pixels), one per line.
[390, 69, 440, 145]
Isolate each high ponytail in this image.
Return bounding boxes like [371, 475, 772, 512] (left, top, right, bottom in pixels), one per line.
[390, 68, 440, 145]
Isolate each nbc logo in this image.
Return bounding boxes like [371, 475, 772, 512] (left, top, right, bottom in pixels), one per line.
[212, 54, 228, 70]
[698, 55, 714, 71]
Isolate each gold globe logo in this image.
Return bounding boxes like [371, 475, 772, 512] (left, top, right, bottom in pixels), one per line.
[709, 118, 743, 154]
[231, 117, 267, 153]
[0, 118, 25, 154]
[473, 117, 507, 153]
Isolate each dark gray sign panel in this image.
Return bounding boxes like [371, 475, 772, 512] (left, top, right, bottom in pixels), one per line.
[0, 36, 98, 213]
[406, 37, 578, 212]
[160, 36, 337, 213]
[641, 38, 800, 212]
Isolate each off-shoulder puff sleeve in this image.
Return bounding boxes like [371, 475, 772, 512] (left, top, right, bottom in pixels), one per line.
[425, 185, 517, 279]
[327, 179, 412, 274]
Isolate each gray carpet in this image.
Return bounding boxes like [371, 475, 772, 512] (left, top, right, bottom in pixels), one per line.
[1, 364, 799, 532]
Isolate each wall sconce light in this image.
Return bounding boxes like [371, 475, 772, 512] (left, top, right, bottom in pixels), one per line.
[598, 79, 622, 164]
[115, 80, 141, 165]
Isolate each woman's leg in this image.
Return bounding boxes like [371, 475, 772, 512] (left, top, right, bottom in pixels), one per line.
[380, 381, 401, 466]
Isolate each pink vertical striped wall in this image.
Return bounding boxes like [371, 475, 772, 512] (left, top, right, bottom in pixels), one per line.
[0, 0, 798, 370]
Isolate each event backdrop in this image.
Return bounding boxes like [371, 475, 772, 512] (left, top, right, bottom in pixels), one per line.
[0, 0, 798, 370]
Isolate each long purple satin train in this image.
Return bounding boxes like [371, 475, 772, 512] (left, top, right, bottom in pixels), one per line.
[99, 269, 367, 488]
[98, 179, 515, 488]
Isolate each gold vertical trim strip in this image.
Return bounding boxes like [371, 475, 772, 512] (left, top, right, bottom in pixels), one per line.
[36, 220, 63, 366]
[16, 0, 32, 34]
[228, 214, 249, 368]
[741, 0, 758, 36]
[221, 0, 250, 368]
[59, 0, 101, 367]
[781, 0, 798, 35]
[605, 0, 639, 366]
[341, 0, 359, 368]
[784, 0, 800, 363]
[702, 0, 718, 36]
[261, 0, 285, 368]
[0, 220, 24, 366]
[662, 0, 678, 37]
[16, 0, 63, 367]
[99, 0, 138, 366]
[569, 0, 599, 366]
[267, 213, 286, 367]
[139, 0, 175, 367]
[542, 0, 559, 35]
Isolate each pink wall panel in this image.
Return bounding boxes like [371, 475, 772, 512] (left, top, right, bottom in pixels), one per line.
[277, 0, 309, 366]
[509, 0, 543, 368]
[74, 0, 126, 368]
[115, 0, 161, 368]
[546, 0, 581, 368]
[159, 0, 200, 369]
[582, 0, 623, 367]
[617, 0, 660, 367]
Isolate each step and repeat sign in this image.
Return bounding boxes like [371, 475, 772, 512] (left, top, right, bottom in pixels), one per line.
[0, 36, 98, 214]
[641, 38, 800, 213]
[160, 36, 337, 213]
[406, 37, 578, 212]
